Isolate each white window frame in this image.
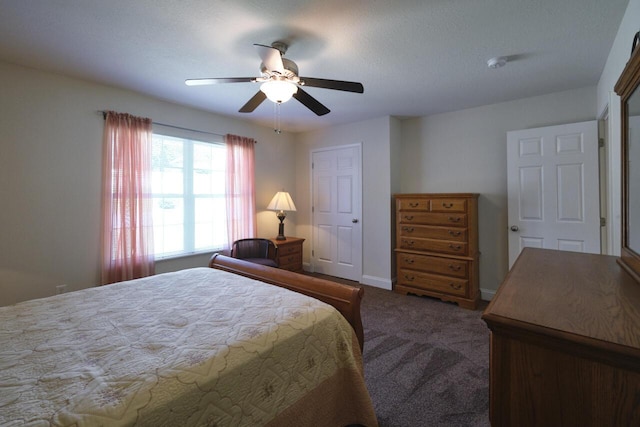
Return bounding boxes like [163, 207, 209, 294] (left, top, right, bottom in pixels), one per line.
[151, 125, 226, 259]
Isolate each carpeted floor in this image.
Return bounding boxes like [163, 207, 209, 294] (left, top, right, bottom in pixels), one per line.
[360, 285, 490, 427]
[308, 273, 490, 427]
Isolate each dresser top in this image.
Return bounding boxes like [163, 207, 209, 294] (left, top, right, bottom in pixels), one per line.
[483, 248, 640, 354]
[269, 237, 304, 245]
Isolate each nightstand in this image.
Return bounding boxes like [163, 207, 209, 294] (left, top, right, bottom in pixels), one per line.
[268, 237, 304, 272]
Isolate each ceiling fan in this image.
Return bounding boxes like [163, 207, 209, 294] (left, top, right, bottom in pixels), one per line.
[185, 42, 364, 116]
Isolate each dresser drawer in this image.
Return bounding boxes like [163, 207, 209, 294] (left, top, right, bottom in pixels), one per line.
[397, 252, 469, 278]
[397, 268, 468, 297]
[399, 237, 468, 256]
[398, 224, 467, 242]
[278, 253, 303, 271]
[397, 198, 430, 211]
[278, 243, 302, 256]
[398, 212, 467, 227]
[429, 198, 467, 213]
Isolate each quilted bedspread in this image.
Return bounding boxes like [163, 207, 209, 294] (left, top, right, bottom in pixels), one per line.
[0, 267, 377, 426]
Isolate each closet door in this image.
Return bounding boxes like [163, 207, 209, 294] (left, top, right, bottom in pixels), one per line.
[311, 144, 362, 281]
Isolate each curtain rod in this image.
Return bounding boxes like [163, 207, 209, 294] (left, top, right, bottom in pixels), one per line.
[98, 110, 226, 138]
[154, 121, 226, 138]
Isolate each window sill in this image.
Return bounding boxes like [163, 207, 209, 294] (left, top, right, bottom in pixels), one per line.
[155, 249, 226, 262]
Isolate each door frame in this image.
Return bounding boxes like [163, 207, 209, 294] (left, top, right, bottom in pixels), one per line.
[602, 96, 622, 257]
[309, 143, 363, 280]
[598, 113, 608, 255]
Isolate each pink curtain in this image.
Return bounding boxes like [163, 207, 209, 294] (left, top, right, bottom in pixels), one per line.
[225, 134, 256, 245]
[101, 111, 155, 284]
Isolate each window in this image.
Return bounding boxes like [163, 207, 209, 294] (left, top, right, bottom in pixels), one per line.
[151, 133, 227, 257]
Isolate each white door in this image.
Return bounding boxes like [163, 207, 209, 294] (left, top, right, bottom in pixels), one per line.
[311, 144, 362, 281]
[507, 121, 600, 268]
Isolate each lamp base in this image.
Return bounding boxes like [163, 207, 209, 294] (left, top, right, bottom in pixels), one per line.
[276, 214, 286, 240]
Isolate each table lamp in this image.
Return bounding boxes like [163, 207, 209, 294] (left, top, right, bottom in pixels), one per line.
[267, 191, 297, 240]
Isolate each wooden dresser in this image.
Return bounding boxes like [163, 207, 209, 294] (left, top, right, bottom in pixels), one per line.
[482, 248, 640, 426]
[394, 193, 479, 309]
[269, 237, 304, 273]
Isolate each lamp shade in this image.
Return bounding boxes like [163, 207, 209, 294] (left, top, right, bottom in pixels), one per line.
[267, 191, 297, 212]
[260, 80, 298, 103]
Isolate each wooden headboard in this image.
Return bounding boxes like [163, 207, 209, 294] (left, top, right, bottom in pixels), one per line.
[209, 254, 365, 350]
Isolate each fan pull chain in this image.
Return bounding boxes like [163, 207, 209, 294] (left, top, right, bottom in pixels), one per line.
[274, 102, 282, 134]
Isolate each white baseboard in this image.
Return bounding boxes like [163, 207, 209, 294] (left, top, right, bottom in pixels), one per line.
[360, 275, 393, 290]
[480, 288, 496, 301]
[303, 263, 393, 290]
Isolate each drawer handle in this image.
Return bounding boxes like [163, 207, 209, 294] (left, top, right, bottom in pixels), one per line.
[448, 230, 461, 237]
[404, 215, 414, 221]
[402, 226, 415, 232]
[442, 202, 454, 208]
[408, 202, 420, 208]
[448, 264, 461, 271]
[404, 258, 415, 264]
[404, 274, 415, 281]
[403, 240, 415, 246]
[449, 244, 462, 251]
[448, 216, 461, 223]
[449, 283, 462, 290]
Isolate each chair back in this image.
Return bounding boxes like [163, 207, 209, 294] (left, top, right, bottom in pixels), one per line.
[231, 238, 278, 261]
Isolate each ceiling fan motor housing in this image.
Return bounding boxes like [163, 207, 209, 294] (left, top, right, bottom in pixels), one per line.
[261, 58, 299, 80]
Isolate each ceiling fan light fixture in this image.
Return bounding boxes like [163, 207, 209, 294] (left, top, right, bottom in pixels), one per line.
[260, 80, 298, 103]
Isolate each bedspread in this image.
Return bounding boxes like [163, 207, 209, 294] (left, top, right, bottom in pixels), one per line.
[0, 267, 377, 426]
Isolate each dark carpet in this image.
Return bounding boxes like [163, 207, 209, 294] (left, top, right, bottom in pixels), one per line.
[360, 285, 490, 427]
[308, 273, 490, 427]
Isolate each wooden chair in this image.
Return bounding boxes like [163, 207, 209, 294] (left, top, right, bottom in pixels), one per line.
[230, 238, 279, 268]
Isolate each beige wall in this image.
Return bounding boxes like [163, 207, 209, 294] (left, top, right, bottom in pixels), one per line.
[294, 116, 398, 289]
[293, 87, 597, 297]
[0, 61, 297, 306]
[400, 87, 597, 296]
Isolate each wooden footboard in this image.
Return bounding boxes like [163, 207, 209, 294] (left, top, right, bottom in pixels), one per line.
[209, 254, 365, 350]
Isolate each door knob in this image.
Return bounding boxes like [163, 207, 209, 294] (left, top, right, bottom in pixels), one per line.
[352, 218, 359, 223]
[510, 225, 519, 232]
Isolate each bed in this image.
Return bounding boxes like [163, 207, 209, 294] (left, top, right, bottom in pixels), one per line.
[0, 255, 378, 426]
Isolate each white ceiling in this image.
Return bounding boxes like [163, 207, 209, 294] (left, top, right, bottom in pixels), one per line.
[0, 0, 630, 132]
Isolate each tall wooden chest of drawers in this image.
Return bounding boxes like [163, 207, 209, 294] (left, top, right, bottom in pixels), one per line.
[394, 193, 480, 309]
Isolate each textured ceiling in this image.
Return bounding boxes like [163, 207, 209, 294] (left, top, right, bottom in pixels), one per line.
[0, 0, 630, 132]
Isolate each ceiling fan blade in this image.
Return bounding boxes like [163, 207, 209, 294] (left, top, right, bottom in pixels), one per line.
[184, 77, 256, 86]
[185, 77, 254, 86]
[293, 88, 330, 116]
[239, 91, 267, 113]
[300, 77, 364, 93]
[254, 44, 285, 74]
